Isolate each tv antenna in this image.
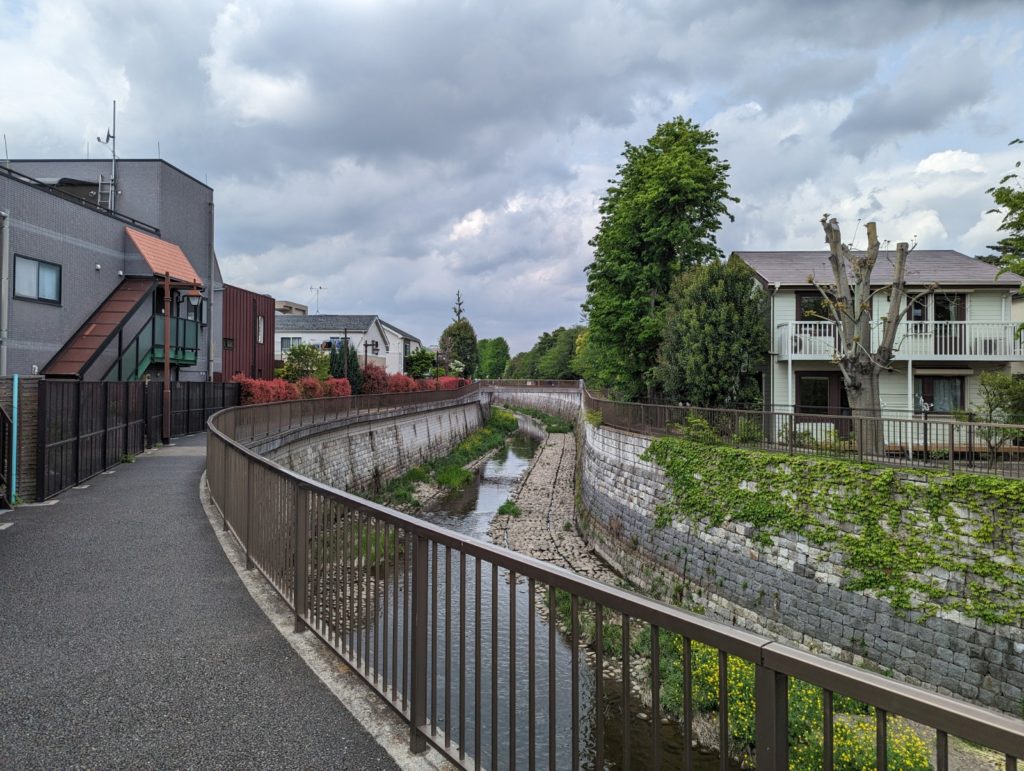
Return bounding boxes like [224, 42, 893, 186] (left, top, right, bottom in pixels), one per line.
[96, 100, 118, 212]
[310, 285, 325, 314]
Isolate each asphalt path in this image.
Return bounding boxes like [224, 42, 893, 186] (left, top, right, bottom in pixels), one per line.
[0, 434, 397, 770]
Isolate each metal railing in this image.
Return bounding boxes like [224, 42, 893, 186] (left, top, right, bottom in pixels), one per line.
[207, 385, 1024, 769]
[478, 379, 583, 389]
[777, 319, 1024, 361]
[584, 390, 1024, 479]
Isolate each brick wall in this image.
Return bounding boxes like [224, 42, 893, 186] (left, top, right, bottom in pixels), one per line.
[0, 375, 41, 503]
[578, 420, 1024, 716]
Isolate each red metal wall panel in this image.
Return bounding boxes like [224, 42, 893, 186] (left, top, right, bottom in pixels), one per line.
[221, 284, 275, 380]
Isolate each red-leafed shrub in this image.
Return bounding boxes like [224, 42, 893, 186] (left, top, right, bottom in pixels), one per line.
[438, 376, 462, 390]
[387, 373, 417, 393]
[415, 379, 438, 391]
[361, 364, 389, 394]
[297, 376, 324, 399]
[324, 378, 352, 397]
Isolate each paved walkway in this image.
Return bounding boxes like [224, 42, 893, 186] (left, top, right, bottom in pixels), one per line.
[0, 434, 397, 770]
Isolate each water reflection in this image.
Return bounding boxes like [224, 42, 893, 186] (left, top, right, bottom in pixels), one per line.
[354, 432, 735, 769]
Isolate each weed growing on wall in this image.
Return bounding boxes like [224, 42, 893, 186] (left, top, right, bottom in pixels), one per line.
[641, 427, 1024, 626]
[377, 408, 519, 507]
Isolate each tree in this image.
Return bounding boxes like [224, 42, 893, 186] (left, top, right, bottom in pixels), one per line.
[971, 370, 1024, 468]
[439, 319, 478, 378]
[813, 216, 934, 454]
[452, 290, 465, 321]
[280, 343, 329, 381]
[986, 138, 1024, 277]
[330, 342, 362, 394]
[404, 347, 436, 379]
[535, 327, 581, 379]
[580, 116, 737, 399]
[477, 337, 510, 379]
[655, 257, 769, 407]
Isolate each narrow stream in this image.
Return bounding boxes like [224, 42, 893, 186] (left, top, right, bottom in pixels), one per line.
[351, 431, 735, 769]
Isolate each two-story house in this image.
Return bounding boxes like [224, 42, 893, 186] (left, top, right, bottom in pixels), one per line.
[0, 160, 226, 382]
[734, 250, 1024, 421]
[275, 314, 422, 373]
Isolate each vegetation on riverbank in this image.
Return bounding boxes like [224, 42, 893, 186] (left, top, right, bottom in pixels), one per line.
[374, 408, 519, 509]
[508, 405, 574, 433]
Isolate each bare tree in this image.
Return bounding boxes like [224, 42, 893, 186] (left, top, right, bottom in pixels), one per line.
[813, 216, 935, 454]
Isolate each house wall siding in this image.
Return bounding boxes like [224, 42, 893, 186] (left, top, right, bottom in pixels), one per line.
[221, 285, 275, 380]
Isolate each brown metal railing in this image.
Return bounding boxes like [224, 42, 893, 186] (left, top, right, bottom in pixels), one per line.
[583, 390, 1024, 479]
[478, 379, 583, 389]
[207, 385, 1024, 769]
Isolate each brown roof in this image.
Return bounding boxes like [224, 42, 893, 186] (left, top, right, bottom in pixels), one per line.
[734, 250, 1024, 289]
[43, 278, 154, 377]
[126, 227, 203, 286]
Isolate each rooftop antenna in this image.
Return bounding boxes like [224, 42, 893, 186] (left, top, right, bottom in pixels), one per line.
[3, 134, 8, 168]
[157, 140, 161, 158]
[310, 285, 324, 314]
[96, 100, 117, 212]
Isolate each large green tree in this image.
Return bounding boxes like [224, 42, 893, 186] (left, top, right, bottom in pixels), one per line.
[477, 337, 510, 379]
[581, 116, 737, 399]
[502, 326, 582, 380]
[655, 257, 769, 406]
[987, 138, 1024, 277]
[439, 319, 479, 377]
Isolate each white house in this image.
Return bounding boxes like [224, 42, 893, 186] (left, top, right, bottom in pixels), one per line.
[378, 320, 423, 374]
[734, 250, 1024, 421]
[274, 314, 422, 374]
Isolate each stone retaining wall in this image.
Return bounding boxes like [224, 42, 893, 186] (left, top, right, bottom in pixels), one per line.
[578, 420, 1024, 716]
[486, 387, 581, 422]
[268, 402, 483, 493]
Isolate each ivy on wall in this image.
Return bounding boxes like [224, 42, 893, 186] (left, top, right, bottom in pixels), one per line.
[642, 433, 1024, 627]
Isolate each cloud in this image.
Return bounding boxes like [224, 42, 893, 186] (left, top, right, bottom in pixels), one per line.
[2, 0, 1023, 353]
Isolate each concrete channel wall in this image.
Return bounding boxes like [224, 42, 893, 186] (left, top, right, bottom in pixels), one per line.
[577, 419, 1024, 716]
[266, 401, 484, 493]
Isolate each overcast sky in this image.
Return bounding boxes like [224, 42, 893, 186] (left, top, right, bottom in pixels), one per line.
[3, 0, 1022, 351]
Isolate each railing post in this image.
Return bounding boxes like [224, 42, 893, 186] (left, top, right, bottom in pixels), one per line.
[409, 532, 429, 753]
[293, 482, 308, 633]
[755, 664, 789, 769]
[948, 421, 955, 474]
[788, 412, 795, 455]
[245, 458, 254, 570]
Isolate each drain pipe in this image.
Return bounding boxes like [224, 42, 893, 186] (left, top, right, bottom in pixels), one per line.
[207, 201, 215, 381]
[0, 210, 9, 377]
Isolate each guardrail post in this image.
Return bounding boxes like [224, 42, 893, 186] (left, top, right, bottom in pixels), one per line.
[755, 664, 789, 769]
[409, 532, 429, 753]
[245, 459, 254, 570]
[293, 482, 308, 633]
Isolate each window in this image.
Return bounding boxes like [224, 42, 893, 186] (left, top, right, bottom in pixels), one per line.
[796, 292, 830, 322]
[281, 336, 301, 352]
[403, 340, 411, 357]
[224, 338, 235, 350]
[15, 255, 61, 303]
[914, 376, 964, 413]
[330, 336, 343, 350]
[256, 316, 265, 344]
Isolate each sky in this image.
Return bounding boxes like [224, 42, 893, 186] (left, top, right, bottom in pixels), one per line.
[3, 0, 1023, 352]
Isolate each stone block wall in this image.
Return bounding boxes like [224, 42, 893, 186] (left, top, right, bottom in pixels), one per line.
[486, 387, 581, 422]
[268, 402, 483, 493]
[578, 420, 1024, 716]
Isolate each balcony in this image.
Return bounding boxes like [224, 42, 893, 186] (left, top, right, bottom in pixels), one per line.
[776, 320, 1024, 361]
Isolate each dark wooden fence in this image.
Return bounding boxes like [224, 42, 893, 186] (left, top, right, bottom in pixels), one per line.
[37, 380, 239, 500]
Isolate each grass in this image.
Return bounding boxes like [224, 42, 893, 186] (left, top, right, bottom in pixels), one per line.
[497, 499, 522, 517]
[375, 408, 519, 508]
[508, 405, 574, 433]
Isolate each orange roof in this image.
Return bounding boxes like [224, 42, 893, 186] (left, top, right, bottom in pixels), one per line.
[126, 227, 204, 286]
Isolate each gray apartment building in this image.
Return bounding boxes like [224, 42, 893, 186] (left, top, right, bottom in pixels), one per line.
[0, 159, 224, 381]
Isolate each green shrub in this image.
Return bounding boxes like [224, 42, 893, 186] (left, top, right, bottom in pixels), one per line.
[508, 405, 574, 433]
[497, 499, 522, 517]
[585, 409, 604, 426]
[733, 417, 763, 445]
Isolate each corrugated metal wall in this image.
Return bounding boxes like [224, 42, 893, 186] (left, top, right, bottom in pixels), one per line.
[220, 284, 276, 380]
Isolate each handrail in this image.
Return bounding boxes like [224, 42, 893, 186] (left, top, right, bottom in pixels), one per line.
[206, 384, 1024, 767]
